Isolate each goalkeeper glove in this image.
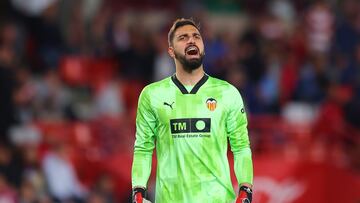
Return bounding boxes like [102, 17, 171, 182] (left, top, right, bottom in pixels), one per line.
[235, 185, 252, 203]
[132, 187, 152, 203]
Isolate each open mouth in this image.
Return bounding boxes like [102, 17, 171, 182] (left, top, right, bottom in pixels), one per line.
[185, 45, 199, 55]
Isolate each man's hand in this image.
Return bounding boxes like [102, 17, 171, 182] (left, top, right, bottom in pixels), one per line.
[132, 187, 152, 203]
[235, 185, 252, 203]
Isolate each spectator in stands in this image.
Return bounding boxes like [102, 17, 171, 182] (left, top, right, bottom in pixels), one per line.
[19, 179, 38, 203]
[13, 67, 37, 124]
[202, 21, 229, 78]
[90, 174, 115, 203]
[62, 1, 87, 55]
[305, 1, 334, 53]
[256, 42, 284, 114]
[0, 27, 18, 144]
[32, 69, 71, 121]
[333, 0, 360, 57]
[344, 89, 360, 130]
[21, 144, 48, 200]
[0, 173, 17, 203]
[225, 64, 258, 113]
[238, 29, 264, 84]
[293, 53, 330, 103]
[87, 5, 112, 57]
[153, 27, 175, 81]
[93, 80, 124, 118]
[42, 142, 87, 202]
[0, 144, 23, 188]
[117, 23, 156, 83]
[87, 192, 107, 203]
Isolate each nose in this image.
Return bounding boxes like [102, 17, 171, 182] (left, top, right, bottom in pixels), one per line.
[187, 36, 195, 44]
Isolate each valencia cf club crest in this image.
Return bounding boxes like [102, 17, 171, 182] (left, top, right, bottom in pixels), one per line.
[206, 98, 217, 111]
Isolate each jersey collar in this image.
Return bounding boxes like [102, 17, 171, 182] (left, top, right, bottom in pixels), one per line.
[171, 74, 209, 94]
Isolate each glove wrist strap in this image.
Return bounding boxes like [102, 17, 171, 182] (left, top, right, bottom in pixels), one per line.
[132, 187, 147, 199]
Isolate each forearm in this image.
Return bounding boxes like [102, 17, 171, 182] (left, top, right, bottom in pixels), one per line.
[233, 147, 253, 186]
[132, 151, 153, 188]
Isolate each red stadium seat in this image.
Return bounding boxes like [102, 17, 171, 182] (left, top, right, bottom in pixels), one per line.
[59, 56, 90, 86]
[88, 58, 117, 91]
[120, 79, 145, 112]
[59, 56, 117, 88]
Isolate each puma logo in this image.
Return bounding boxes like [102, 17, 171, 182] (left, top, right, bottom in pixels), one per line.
[163, 102, 174, 109]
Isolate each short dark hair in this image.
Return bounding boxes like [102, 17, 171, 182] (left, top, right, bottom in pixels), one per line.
[168, 18, 200, 46]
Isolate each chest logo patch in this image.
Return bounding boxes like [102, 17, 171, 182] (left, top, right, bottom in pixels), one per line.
[206, 98, 217, 111]
[163, 102, 174, 109]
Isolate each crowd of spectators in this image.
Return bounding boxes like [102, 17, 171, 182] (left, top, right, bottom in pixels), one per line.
[0, 0, 359, 202]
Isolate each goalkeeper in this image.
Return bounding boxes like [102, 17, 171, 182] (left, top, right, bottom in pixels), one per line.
[131, 18, 253, 203]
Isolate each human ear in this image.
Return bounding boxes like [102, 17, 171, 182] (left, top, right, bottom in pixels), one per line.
[168, 46, 175, 58]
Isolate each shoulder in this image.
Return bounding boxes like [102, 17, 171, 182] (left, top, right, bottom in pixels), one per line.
[141, 77, 172, 95]
[207, 75, 240, 94]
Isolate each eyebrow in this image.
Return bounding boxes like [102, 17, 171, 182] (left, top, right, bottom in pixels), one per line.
[176, 32, 201, 38]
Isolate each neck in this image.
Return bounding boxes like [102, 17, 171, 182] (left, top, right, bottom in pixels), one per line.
[175, 64, 205, 86]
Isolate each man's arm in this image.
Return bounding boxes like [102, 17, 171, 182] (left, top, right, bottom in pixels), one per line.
[132, 87, 157, 199]
[226, 86, 253, 201]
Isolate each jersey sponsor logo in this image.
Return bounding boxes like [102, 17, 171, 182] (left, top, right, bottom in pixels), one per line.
[206, 98, 217, 111]
[163, 102, 174, 109]
[170, 118, 210, 134]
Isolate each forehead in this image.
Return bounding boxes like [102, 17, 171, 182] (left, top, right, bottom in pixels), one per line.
[174, 25, 200, 36]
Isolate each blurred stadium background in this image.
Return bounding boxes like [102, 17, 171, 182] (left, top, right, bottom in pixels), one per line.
[0, 0, 359, 202]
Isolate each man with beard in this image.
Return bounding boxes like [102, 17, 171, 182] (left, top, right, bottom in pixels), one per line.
[131, 18, 253, 203]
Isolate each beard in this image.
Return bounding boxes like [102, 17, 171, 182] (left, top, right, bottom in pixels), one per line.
[174, 50, 205, 73]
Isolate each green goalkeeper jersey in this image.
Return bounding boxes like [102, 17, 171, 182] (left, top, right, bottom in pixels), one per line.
[132, 74, 253, 203]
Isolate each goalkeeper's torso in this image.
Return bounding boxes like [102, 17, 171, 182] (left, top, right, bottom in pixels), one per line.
[143, 75, 238, 203]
